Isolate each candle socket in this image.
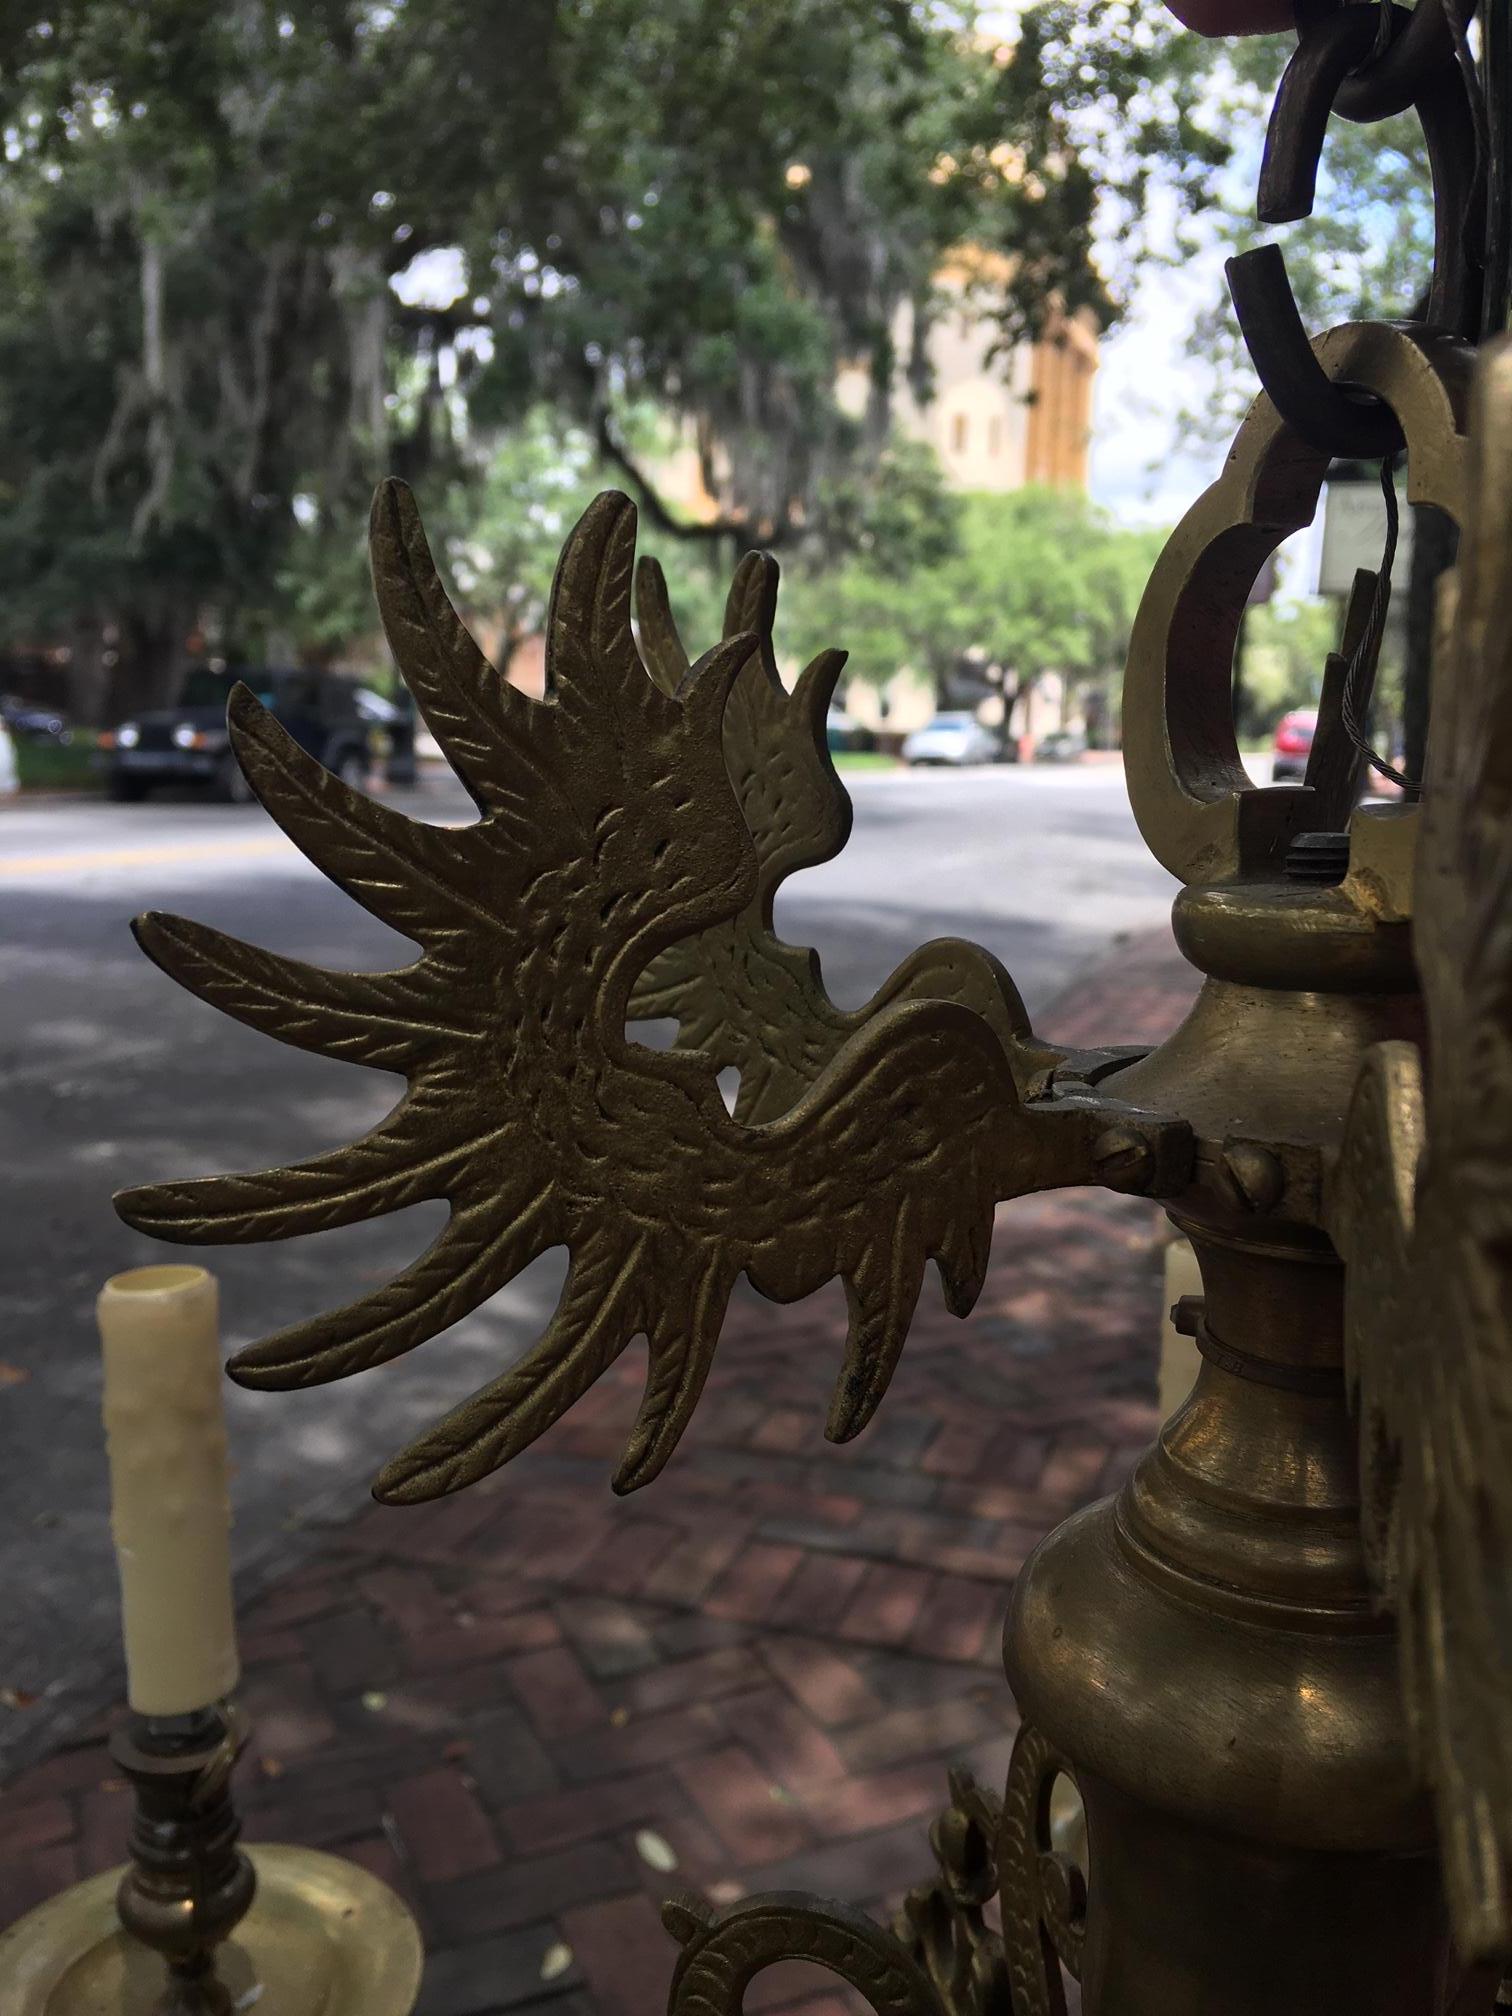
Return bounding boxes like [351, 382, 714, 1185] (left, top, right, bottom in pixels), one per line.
[109, 1703, 257, 2016]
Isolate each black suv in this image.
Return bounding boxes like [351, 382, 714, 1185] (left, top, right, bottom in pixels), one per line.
[101, 668, 371, 803]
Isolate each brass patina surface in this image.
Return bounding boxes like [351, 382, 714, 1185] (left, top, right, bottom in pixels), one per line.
[3, 1705, 423, 2016]
[894, 1771, 1015, 2016]
[628, 553, 1049, 1119]
[115, 482, 1188, 1507]
[1330, 337, 1512, 1966]
[1121, 319, 1470, 902]
[661, 1890, 945, 2016]
[111, 320, 1512, 2016]
[0, 1846, 422, 2016]
[107, 1709, 256, 2014]
[1005, 332, 1511, 2015]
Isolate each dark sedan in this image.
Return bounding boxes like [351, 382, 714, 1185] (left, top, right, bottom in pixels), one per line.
[99, 668, 372, 803]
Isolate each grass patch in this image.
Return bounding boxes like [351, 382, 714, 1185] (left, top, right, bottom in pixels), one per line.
[16, 732, 103, 792]
[831, 750, 898, 772]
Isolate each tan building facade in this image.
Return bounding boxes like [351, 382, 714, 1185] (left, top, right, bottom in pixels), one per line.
[848, 263, 1097, 496]
[836, 270, 1098, 746]
[662, 260, 1100, 525]
[513, 260, 1100, 747]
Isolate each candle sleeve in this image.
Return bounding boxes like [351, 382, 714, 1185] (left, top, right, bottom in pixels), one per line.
[99, 1265, 240, 1716]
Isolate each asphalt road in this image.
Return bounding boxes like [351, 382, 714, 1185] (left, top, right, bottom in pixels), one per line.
[0, 763, 1177, 1772]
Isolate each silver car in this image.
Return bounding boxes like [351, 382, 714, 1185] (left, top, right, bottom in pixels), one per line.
[901, 712, 1002, 767]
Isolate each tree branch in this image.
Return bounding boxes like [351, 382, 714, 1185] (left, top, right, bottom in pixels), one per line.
[591, 408, 798, 552]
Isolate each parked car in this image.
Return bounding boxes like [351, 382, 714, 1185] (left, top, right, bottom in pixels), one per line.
[1, 693, 70, 745]
[1271, 708, 1317, 782]
[355, 686, 418, 785]
[901, 712, 1001, 767]
[98, 667, 371, 803]
[1035, 728, 1087, 763]
[1271, 707, 1411, 800]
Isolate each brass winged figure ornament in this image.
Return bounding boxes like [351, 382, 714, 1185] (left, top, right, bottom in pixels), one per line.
[1330, 338, 1512, 1963]
[117, 482, 1188, 1506]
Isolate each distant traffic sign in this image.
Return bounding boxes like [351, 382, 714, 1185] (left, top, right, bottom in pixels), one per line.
[1317, 475, 1415, 597]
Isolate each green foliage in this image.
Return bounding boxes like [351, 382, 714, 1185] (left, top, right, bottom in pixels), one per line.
[786, 487, 1164, 707]
[14, 729, 101, 792]
[0, 0, 1234, 709]
[11, 0, 1408, 737]
[440, 416, 604, 651]
[810, 437, 963, 573]
[1236, 596, 1340, 737]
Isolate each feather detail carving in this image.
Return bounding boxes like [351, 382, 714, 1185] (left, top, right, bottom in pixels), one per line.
[1330, 336, 1512, 1965]
[117, 482, 1185, 1507]
[629, 555, 1051, 1120]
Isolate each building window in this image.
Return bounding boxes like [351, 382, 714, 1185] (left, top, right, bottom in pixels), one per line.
[988, 417, 1002, 457]
[951, 413, 967, 454]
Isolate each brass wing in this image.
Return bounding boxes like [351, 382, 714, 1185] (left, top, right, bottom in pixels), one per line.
[629, 555, 1052, 1121]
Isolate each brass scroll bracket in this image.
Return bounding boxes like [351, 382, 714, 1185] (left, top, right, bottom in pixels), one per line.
[663, 1889, 945, 2016]
[894, 1770, 1014, 2016]
[660, 1768, 1026, 2016]
[998, 1725, 1086, 2016]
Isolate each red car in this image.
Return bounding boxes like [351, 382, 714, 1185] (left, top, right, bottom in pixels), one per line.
[1271, 708, 1316, 782]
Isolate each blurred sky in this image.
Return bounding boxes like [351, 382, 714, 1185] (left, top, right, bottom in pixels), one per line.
[1080, 105, 1325, 599]
[1087, 228, 1237, 523]
[1089, 238, 1322, 597]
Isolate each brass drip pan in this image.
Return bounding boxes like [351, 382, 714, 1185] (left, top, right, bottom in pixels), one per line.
[0, 1843, 423, 2016]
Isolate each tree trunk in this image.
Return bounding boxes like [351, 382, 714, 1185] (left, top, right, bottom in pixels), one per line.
[66, 619, 111, 728]
[110, 608, 193, 719]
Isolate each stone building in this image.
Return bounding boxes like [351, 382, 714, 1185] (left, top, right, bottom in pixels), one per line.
[857, 256, 1097, 497]
[836, 256, 1099, 746]
[505, 261, 1100, 746]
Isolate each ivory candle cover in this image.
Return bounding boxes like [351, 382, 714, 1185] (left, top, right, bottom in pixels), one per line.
[99, 1265, 240, 1715]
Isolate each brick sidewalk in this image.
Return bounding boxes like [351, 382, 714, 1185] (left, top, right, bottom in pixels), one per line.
[0, 925, 1198, 2016]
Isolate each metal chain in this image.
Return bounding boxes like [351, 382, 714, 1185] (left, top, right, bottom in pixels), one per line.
[1339, 460, 1421, 793]
[1447, 0, 1494, 274]
[1371, 0, 1396, 64]
[1488, 0, 1512, 333]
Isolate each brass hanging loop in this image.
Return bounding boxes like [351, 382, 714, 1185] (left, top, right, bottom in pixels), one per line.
[1226, 0, 1485, 458]
[1332, 0, 1457, 118]
[1121, 318, 1472, 901]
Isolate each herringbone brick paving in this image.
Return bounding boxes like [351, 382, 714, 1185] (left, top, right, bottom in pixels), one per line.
[0, 925, 1198, 2016]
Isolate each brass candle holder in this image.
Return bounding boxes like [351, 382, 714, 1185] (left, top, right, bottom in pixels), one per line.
[110, 1705, 257, 2014]
[0, 1699, 422, 2016]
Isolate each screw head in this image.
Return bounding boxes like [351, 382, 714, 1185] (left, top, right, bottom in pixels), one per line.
[1090, 1126, 1155, 1193]
[1220, 1142, 1284, 1215]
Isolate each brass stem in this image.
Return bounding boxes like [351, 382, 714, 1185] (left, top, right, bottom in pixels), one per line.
[109, 1704, 257, 2016]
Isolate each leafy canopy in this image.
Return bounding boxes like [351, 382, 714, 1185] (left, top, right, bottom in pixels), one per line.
[0, 0, 1225, 692]
[786, 487, 1164, 702]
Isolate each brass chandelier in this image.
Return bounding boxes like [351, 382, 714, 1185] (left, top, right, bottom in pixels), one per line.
[106, 1, 1512, 2008]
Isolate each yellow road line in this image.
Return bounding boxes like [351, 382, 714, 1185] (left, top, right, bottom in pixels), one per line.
[0, 836, 291, 878]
